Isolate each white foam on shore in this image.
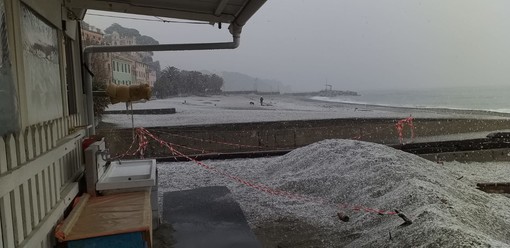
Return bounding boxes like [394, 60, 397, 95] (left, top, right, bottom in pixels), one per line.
[157, 139, 510, 247]
[311, 96, 510, 114]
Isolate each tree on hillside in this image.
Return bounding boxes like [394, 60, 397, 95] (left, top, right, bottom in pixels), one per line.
[104, 23, 140, 37]
[153, 66, 224, 98]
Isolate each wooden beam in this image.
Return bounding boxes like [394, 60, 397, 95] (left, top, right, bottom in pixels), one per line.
[214, 0, 230, 16]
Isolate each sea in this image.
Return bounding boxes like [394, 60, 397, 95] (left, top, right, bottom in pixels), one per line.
[311, 85, 510, 114]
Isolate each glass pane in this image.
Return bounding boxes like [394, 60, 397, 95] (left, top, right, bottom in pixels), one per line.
[0, 0, 20, 135]
[21, 4, 63, 125]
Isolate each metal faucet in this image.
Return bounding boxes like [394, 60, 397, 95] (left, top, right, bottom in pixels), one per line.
[97, 149, 111, 162]
[96, 149, 122, 164]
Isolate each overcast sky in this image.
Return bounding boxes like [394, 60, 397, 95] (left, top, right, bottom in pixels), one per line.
[84, 0, 510, 92]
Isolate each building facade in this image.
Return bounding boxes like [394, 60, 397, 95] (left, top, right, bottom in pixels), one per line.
[81, 26, 157, 87]
[112, 56, 134, 85]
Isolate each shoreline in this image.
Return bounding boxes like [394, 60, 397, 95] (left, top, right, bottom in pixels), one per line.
[302, 96, 510, 119]
[99, 94, 510, 129]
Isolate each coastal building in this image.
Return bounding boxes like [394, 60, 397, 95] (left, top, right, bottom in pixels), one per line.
[134, 61, 150, 85]
[80, 25, 157, 87]
[112, 56, 134, 85]
[148, 69, 157, 87]
[105, 31, 136, 46]
[81, 24, 103, 43]
[86, 28, 158, 87]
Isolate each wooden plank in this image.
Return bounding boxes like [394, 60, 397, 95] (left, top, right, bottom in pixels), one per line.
[0, 129, 85, 197]
[51, 121, 57, 148]
[34, 126, 41, 157]
[29, 177, 40, 226]
[43, 168, 51, 214]
[64, 117, 69, 137]
[25, 127, 34, 160]
[49, 164, 57, 207]
[59, 118, 65, 139]
[62, 154, 69, 184]
[55, 119, 61, 140]
[55, 193, 90, 240]
[0, 211, 3, 248]
[20, 183, 79, 248]
[5, 134, 18, 171]
[15, 132, 27, 165]
[21, 182, 33, 236]
[11, 188, 25, 245]
[57, 158, 64, 189]
[72, 147, 79, 176]
[53, 161, 61, 198]
[37, 173, 46, 219]
[71, 115, 76, 129]
[0, 195, 15, 248]
[44, 124, 51, 151]
[40, 126, 48, 156]
[0, 136, 7, 174]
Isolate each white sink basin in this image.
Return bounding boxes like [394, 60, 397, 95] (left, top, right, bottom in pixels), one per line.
[96, 159, 156, 191]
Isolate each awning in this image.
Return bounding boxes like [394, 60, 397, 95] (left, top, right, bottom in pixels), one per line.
[66, 0, 267, 36]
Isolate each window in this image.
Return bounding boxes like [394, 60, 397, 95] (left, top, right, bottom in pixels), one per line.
[0, 0, 20, 135]
[21, 4, 62, 125]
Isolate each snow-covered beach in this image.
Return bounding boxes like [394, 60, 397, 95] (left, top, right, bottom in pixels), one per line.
[100, 94, 510, 129]
[156, 140, 510, 247]
[99, 94, 510, 247]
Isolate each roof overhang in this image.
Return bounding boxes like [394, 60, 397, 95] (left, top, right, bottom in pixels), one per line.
[66, 0, 267, 37]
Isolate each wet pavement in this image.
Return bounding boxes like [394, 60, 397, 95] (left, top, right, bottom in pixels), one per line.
[155, 186, 261, 248]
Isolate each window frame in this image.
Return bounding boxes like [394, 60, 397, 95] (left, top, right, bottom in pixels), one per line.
[6, 0, 72, 128]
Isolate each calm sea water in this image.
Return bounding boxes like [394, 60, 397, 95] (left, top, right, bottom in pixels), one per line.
[312, 86, 510, 113]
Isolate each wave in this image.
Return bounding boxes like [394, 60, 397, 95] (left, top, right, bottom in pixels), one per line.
[310, 96, 510, 114]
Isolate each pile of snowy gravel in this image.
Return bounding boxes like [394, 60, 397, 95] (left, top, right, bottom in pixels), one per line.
[158, 139, 510, 247]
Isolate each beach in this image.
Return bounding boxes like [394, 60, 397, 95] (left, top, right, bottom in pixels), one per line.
[100, 94, 510, 129]
[154, 140, 510, 247]
[99, 94, 510, 247]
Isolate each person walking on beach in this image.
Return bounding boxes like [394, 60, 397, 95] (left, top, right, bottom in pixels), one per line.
[260, 96, 264, 106]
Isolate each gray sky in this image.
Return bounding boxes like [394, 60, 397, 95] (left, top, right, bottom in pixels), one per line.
[84, 0, 510, 92]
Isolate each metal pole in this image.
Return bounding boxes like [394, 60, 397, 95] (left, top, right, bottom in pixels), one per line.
[84, 52, 95, 135]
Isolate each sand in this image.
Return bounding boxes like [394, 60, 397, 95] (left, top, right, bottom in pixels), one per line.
[100, 94, 510, 129]
[157, 139, 510, 247]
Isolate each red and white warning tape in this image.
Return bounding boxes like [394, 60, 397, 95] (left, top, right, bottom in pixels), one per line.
[137, 127, 399, 216]
[395, 116, 415, 144]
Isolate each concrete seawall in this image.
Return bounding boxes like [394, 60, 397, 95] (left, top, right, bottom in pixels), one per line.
[98, 118, 510, 158]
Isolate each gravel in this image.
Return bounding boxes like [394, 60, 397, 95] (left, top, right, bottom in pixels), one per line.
[158, 139, 510, 247]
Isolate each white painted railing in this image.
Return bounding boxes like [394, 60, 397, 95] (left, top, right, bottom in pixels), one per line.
[0, 114, 85, 248]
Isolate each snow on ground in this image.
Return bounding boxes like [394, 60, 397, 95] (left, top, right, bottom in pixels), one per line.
[158, 139, 510, 247]
[101, 95, 486, 128]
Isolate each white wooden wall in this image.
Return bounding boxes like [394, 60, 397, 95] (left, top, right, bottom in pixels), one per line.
[0, 114, 84, 248]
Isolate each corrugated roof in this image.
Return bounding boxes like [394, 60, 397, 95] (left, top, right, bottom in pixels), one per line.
[68, 0, 266, 35]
